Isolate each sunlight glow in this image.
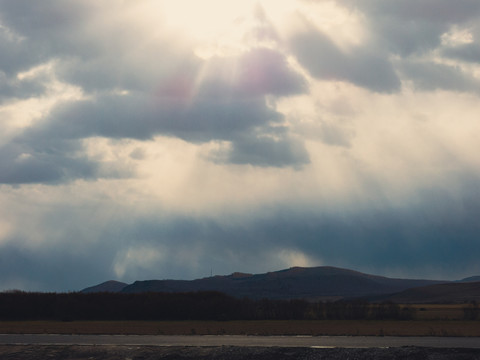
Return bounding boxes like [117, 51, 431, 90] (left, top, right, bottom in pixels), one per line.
[277, 249, 319, 268]
[160, 0, 256, 41]
[156, 0, 301, 58]
[285, 1, 368, 49]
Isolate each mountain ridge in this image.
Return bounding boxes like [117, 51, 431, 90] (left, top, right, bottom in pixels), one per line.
[81, 280, 128, 293]
[376, 281, 480, 303]
[81, 266, 450, 300]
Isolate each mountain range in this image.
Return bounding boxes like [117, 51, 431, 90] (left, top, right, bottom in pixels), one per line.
[80, 266, 480, 302]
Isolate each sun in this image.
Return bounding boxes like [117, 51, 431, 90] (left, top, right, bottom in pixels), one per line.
[159, 0, 257, 42]
[148, 0, 303, 58]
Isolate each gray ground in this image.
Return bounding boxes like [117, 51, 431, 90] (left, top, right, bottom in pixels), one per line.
[2, 334, 480, 348]
[1, 345, 480, 360]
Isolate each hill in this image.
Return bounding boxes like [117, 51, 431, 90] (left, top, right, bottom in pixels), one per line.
[379, 281, 480, 303]
[86, 266, 445, 300]
[80, 280, 128, 293]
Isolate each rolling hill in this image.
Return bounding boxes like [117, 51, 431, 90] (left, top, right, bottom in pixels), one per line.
[81, 280, 128, 293]
[378, 281, 480, 303]
[81, 266, 447, 300]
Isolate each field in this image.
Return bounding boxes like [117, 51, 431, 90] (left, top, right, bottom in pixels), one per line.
[411, 304, 468, 320]
[1, 319, 479, 337]
[1, 304, 479, 360]
[0, 304, 478, 337]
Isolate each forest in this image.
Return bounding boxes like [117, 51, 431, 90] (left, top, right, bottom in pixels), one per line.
[0, 291, 419, 321]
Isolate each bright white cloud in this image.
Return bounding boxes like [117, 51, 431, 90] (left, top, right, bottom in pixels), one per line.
[277, 249, 320, 268]
[441, 25, 474, 46]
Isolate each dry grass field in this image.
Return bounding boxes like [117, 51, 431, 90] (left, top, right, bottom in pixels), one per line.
[1, 319, 479, 337]
[411, 304, 467, 320]
[1, 304, 478, 337]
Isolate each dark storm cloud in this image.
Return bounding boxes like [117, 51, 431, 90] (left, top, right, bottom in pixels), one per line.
[32, 94, 271, 141]
[289, 25, 401, 93]
[0, 136, 128, 184]
[0, 242, 116, 292]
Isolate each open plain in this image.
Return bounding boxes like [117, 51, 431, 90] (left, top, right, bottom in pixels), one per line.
[1, 319, 480, 337]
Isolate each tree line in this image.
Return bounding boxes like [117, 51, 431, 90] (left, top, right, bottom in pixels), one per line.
[0, 291, 419, 321]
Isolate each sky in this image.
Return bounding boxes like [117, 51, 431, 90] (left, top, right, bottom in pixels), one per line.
[1, 0, 480, 292]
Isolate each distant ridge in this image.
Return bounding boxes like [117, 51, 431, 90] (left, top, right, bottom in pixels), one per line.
[378, 281, 480, 303]
[81, 266, 447, 300]
[459, 276, 480, 283]
[81, 280, 128, 293]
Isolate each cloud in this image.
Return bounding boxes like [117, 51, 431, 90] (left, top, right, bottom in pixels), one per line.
[2, 179, 480, 291]
[0, 142, 97, 184]
[0, 0, 311, 178]
[398, 60, 480, 93]
[224, 131, 310, 168]
[443, 44, 480, 63]
[0, 245, 113, 292]
[441, 24, 480, 63]
[39, 92, 279, 142]
[342, 0, 480, 55]
[1, 0, 480, 292]
[0, 4, 311, 185]
[363, 0, 480, 23]
[114, 246, 165, 279]
[228, 47, 307, 97]
[289, 24, 401, 93]
[0, 71, 47, 102]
